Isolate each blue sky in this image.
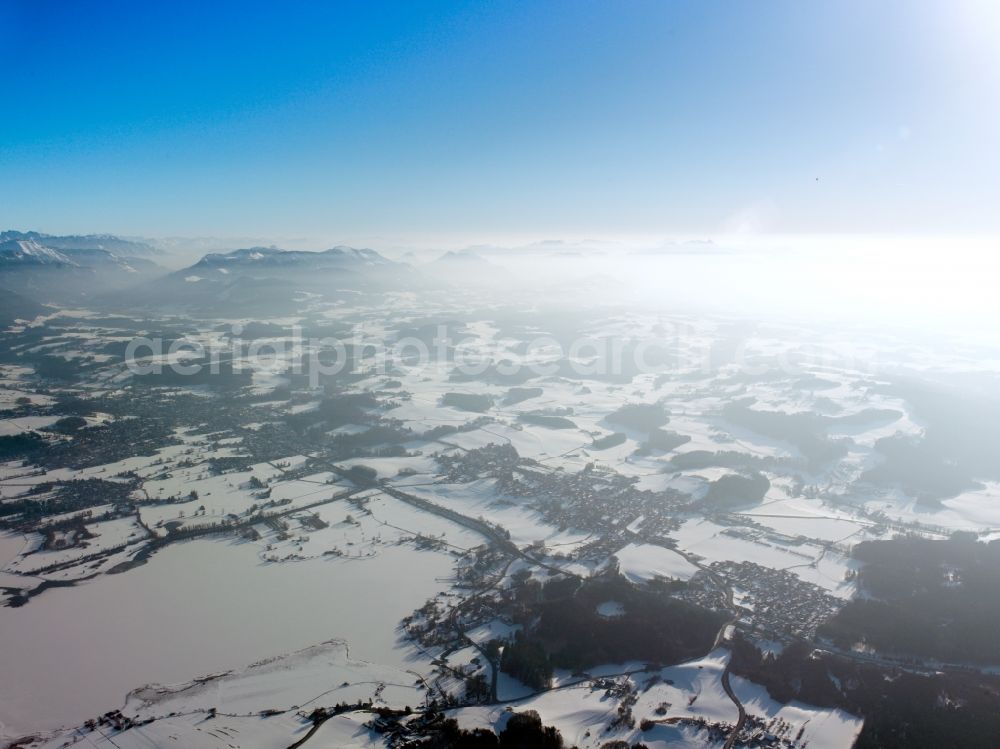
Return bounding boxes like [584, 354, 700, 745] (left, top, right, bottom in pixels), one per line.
[0, 0, 998, 240]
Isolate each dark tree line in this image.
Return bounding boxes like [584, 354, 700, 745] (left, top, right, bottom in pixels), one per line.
[728, 632, 1000, 749]
[821, 534, 1000, 663]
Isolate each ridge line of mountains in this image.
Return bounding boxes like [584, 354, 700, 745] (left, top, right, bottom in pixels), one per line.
[0, 230, 463, 320]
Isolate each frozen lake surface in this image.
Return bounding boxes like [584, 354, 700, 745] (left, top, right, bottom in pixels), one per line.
[0, 537, 452, 737]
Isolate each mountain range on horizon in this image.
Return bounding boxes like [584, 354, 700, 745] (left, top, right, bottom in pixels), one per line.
[0, 228, 610, 320]
[0, 231, 437, 317]
[0, 230, 162, 258]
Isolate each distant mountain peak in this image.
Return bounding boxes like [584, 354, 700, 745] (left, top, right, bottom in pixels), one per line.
[0, 234, 164, 304]
[0, 238, 76, 266]
[0, 230, 161, 258]
[193, 245, 396, 269]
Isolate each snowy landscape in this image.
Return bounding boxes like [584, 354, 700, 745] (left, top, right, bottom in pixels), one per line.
[2, 232, 1000, 749]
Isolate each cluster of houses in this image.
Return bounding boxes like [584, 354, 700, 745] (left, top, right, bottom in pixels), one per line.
[712, 560, 841, 641]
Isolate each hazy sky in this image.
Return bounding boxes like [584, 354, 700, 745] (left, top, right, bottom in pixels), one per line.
[1, 0, 998, 240]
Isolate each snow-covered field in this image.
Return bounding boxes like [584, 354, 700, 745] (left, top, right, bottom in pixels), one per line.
[404, 480, 593, 551]
[452, 648, 863, 749]
[671, 518, 857, 598]
[613, 542, 699, 583]
[20, 640, 402, 749]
